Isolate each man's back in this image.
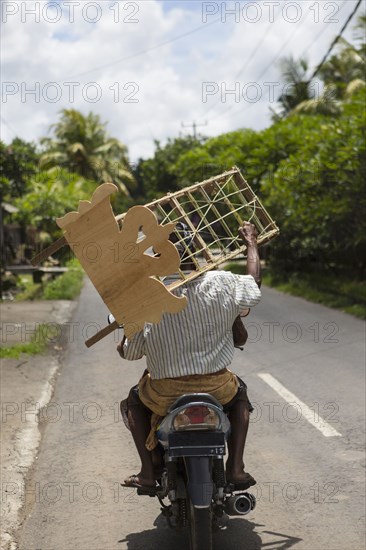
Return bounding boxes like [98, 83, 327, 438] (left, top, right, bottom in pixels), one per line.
[123, 270, 261, 379]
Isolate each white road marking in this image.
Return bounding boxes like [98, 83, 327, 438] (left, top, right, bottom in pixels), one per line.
[258, 373, 342, 437]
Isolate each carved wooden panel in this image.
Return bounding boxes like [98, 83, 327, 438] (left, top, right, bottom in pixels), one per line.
[56, 183, 187, 338]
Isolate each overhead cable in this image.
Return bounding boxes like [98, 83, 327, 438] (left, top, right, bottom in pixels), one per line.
[64, 17, 222, 81]
[308, 0, 363, 81]
[201, 3, 283, 119]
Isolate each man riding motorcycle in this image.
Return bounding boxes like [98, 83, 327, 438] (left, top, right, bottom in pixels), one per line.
[117, 221, 261, 491]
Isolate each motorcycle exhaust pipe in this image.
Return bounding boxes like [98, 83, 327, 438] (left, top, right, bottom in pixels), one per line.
[225, 492, 256, 516]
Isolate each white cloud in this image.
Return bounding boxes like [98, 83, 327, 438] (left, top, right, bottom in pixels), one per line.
[1, 0, 361, 161]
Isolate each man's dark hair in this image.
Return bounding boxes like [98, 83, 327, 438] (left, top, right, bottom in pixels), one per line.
[170, 221, 195, 261]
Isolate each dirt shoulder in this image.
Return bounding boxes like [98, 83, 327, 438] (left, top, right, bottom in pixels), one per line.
[0, 299, 77, 550]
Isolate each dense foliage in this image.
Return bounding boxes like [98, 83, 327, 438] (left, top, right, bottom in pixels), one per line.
[0, 111, 135, 246]
[0, 138, 38, 199]
[262, 90, 366, 275]
[14, 168, 96, 243]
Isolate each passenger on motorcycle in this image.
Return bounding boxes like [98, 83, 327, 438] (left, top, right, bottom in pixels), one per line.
[117, 221, 261, 491]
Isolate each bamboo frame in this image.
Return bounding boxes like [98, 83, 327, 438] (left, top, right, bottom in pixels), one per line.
[116, 166, 279, 290]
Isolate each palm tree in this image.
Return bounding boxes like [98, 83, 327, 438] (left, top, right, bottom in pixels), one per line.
[276, 56, 314, 116]
[276, 14, 366, 118]
[274, 55, 344, 118]
[291, 83, 343, 116]
[352, 13, 366, 59]
[293, 36, 365, 116]
[40, 109, 135, 195]
[318, 38, 365, 99]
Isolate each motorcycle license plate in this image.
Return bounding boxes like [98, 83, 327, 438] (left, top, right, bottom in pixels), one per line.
[168, 431, 225, 457]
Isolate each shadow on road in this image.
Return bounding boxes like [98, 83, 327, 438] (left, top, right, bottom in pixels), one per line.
[118, 512, 303, 550]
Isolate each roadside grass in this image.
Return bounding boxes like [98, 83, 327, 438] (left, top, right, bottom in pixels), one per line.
[2, 260, 85, 358]
[224, 262, 366, 320]
[15, 259, 84, 301]
[0, 323, 58, 359]
[42, 259, 84, 300]
[15, 276, 42, 301]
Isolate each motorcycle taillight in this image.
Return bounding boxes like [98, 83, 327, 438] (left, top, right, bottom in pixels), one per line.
[186, 405, 210, 423]
[173, 405, 220, 430]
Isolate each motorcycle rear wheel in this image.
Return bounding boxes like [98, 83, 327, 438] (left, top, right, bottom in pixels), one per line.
[188, 498, 212, 550]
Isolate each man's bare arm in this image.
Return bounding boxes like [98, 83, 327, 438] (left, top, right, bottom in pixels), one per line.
[238, 221, 261, 288]
[232, 315, 248, 347]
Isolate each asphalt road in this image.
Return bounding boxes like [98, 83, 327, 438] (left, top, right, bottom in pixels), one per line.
[18, 279, 365, 550]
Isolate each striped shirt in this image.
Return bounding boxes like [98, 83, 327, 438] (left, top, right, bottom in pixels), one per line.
[123, 270, 261, 379]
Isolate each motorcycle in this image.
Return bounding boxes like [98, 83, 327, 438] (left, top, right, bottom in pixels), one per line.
[108, 314, 256, 548]
[136, 392, 256, 550]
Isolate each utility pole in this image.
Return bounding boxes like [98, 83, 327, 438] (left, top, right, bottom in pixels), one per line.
[181, 121, 207, 139]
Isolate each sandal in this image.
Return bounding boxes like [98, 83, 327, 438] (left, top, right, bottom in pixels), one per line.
[121, 474, 159, 492]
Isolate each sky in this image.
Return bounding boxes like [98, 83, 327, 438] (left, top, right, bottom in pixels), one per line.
[0, 0, 362, 162]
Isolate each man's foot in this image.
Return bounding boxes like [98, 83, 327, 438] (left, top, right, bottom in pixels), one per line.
[226, 471, 256, 490]
[122, 473, 157, 489]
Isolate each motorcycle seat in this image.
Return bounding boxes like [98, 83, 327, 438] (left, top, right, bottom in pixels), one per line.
[168, 393, 223, 413]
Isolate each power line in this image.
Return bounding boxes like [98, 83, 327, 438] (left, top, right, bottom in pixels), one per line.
[207, 12, 308, 123]
[308, 0, 363, 81]
[64, 17, 222, 81]
[299, 0, 348, 60]
[201, 3, 283, 119]
[207, 0, 354, 123]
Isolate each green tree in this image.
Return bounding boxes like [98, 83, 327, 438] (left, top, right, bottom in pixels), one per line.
[40, 109, 135, 195]
[273, 56, 342, 119]
[319, 14, 366, 100]
[353, 13, 366, 58]
[263, 88, 366, 276]
[172, 125, 308, 191]
[0, 138, 39, 199]
[318, 40, 365, 99]
[14, 168, 95, 243]
[282, 14, 366, 117]
[275, 56, 315, 117]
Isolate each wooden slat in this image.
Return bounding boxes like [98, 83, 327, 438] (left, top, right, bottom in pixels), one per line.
[85, 321, 119, 348]
[166, 243, 248, 291]
[31, 236, 67, 266]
